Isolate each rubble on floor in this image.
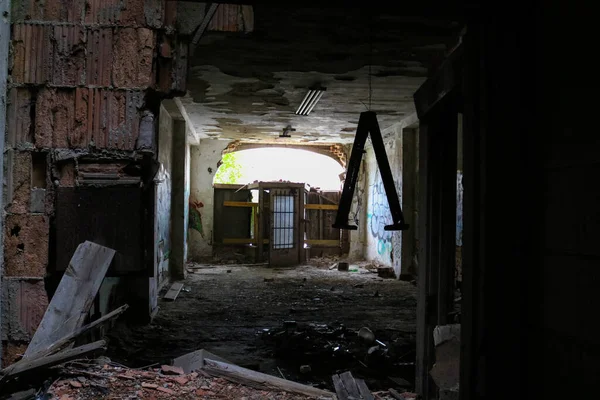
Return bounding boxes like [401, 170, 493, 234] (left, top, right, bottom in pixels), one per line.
[261, 322, 416, 393]
[45, 361, 319, 400]
[308, 255, 342, 269]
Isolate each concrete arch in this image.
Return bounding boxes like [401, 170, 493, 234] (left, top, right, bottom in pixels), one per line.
[220, 141, 348, 169]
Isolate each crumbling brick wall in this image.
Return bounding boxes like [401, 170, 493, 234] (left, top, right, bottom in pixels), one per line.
[2, 0, 186, 365]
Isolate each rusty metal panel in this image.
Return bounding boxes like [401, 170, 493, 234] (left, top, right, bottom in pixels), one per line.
[55, 187, 144, 274]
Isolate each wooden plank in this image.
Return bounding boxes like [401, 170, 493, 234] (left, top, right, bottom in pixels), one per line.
[355, 378, 375, 400]
[0, 340, 107, 381]
[213, 183, 247, 190]
[332, 374, 350, 400]
[304, 203, 338, 210]
[339, 371, 362, 399]
[24, 241, 116, 358]
[164, 282, 184, 301]
[173, 349, 232, 374]
[202, 359, 335, 399]
[305, 239, 340, 247]
[26, 304, 129, 360]
[388, 388, 405, 400]
[224, 201, 259, 208]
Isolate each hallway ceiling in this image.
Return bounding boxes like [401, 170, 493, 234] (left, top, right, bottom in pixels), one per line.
[181, 6, 461, 144]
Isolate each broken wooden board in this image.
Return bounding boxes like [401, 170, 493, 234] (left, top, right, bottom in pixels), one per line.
[163, 282, 184, 301]
[202, 358, 335, 399]
[24, 241, 116, 358]
[27, 304, 129, 360]
[332, 371, 373, 400]
[173, 349, 232, 373]
[1, 340, 107, 382]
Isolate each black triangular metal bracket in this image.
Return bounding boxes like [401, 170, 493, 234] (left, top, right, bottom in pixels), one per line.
[333, 111, 409, 231]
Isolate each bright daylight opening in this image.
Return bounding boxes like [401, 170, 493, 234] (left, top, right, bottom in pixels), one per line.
[213, 147, 344, 190]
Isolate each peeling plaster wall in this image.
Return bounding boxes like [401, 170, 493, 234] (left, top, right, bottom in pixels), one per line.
[364, 127, 403, 273]
[188, 139, 231, 261]
[348, 143, 368, 260]
[184, 141, 191, 262]
[156, 105, 173, 286]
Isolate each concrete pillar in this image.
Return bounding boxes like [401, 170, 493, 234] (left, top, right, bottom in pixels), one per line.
[401, 128, 419, 278]
[188, 139, 230, 261]
[170, 119, 187, 280]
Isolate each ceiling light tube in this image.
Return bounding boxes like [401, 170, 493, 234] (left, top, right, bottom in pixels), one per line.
[304, 90, 325, 115]
[296, 88, 326, 116]
[297, 90, 319, 115]
[297, 91, 312, 114]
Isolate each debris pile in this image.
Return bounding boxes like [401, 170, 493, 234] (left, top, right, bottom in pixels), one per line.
[309, 255, 341, 269]
[45, 362, 316, 400]
[261, 322, 416, 392]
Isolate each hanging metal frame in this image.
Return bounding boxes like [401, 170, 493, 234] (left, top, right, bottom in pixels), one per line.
[333, 111, 409, 231]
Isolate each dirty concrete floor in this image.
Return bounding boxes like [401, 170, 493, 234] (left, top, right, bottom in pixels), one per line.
[107, 263, 417, 391]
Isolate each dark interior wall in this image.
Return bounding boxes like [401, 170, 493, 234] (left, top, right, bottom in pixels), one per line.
[462, 3, 598, 398]
[536, 3, 599, 395]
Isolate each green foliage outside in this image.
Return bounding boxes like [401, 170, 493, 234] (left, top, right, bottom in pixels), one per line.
[214, 152, 243, 184]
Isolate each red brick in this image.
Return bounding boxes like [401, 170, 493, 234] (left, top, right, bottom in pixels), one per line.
[52, 25, 86, 86]
[58, 162, 77, 187]
[84, 0, 145, 26]
[6, 152, 32, 215]
[11, 24, 25, 82]
[4, 214, 49, 277]
[12, 0, 84, 23]
[11, 24, 53, 85]
[106, 90, 143, 150]
[2, 342, 28, 367]
[3, 280, 48, 340]
[6, 88, 33, 147]
[35, 88, 143, 151]
[112, 28, 155, 88]
[86, 28, 113, 87]
[35, 89, 74, 148]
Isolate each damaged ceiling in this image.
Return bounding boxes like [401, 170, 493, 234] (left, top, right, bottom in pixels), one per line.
[181, 5, 462, 143]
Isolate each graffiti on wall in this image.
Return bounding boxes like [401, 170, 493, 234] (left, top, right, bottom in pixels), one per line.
[189, 199, 204, 237]
[367, 173, 393, 256]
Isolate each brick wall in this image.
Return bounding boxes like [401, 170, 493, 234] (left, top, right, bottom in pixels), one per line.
[2, 0, 186, 365]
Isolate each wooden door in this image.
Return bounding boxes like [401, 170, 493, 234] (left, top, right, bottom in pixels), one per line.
[269, 188, 300, 266]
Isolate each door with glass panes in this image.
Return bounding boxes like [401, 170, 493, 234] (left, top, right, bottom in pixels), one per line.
[269, 187, 300, 266]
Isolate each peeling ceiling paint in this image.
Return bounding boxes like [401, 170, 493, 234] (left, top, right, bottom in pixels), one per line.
[181, 6, 460, 144]
[181, 65, 425, 143]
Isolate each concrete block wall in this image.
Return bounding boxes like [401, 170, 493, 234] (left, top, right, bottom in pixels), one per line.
[2, 0, 184, 365]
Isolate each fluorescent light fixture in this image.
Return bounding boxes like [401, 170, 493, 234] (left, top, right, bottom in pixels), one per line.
[295, 87, 326, 116]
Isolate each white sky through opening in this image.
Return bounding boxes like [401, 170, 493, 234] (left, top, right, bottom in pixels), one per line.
[225, 148, 344, 191]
